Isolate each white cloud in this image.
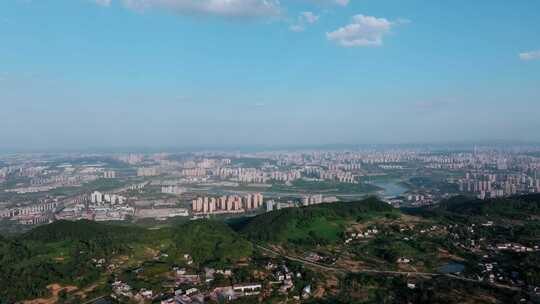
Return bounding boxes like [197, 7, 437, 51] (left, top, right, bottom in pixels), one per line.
[290, 11, 319, 32]
[333, 0, 348, 6]
[95, 0, 112, 6]
[119, 0, 281, 18]
[289, 24, 305, 32]
[519, 50, 540, 61]
[305, 0, 348, 6]
[95, 0, 350, 19]
[301, 11, 319, 23]
[326, 14, 399, 47]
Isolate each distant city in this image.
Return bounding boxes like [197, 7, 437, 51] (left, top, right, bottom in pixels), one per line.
[2, 144, 540, 231]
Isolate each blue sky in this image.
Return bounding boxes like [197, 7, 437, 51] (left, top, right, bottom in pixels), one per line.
[1, 0, 539, 150]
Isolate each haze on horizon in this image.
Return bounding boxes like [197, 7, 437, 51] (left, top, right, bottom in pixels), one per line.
[1, 0, 539, 150]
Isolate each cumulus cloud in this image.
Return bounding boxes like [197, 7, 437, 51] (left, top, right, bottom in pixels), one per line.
[305, 0, 348, 6]
[290, 11, 319, 32]
[519, 50, 540, 61]
[101, 0, 282, 18]
[94, 0, 352, 18]
[327, 14, 401, 47]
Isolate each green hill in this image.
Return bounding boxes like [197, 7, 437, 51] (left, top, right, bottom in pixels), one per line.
[23, 219, 141, 242]
[0, 220, 143, 303]
[172, 220, 253, 265]
[433, 194, 540, 219]
[0, 219, 254, 303]
[241, 197, 397, 245]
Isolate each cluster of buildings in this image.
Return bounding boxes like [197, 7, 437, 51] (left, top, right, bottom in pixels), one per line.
[7, 173, 99, 194]
[265, 195, 336, 212]
[1, 162, 112, 195]
[91, 191, 127, 205]
[457, 172, 540, 199]
[55, 191, 133, 222]
[0, 167, 9, 182]
[344, 227, 379, 244]
[113, 276, 262, 304]
[400, 193, 434, 207]
[55, 202, 135, 222]
[138, 167, 159, 177]
[191, 193, 264, 215]
[3, 147, 540, 229]
[265, 262, 310, 296]
[213, 167, 301, 183]
[135, 208, 189, 219]
[117, 154, 144, 165]
[161, 185, 186, 195]
[30, 174, 97, 186]
[103, 170, 116, 179]
[127, 152, 367, 186]
[301, 194, 323, 206]
[0, 200, 58, 225]
[108, 250, 277, 304]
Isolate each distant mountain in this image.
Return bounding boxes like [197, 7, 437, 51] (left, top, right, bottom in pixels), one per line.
[241, 197, 397, 245]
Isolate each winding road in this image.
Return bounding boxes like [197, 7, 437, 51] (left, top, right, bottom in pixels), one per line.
[255, 244, 521, 292]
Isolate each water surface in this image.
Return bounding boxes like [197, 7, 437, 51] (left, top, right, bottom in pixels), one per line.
[373, 181, 408, 197]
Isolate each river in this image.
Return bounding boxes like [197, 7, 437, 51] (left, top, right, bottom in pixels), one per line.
[373, 180, 408, 198]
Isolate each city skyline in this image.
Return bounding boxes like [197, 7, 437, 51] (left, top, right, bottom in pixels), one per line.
[1, 0, 540, 150]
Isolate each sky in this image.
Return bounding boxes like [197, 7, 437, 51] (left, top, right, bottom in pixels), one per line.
[1, 0, 540, 151]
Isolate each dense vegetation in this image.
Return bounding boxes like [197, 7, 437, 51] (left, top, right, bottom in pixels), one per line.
[23, 219, 140, 242]
[307, 273, 524, 304]
[0, 219, 253, 303]
[2, 195, 540, 303]
[0, 220, 140, 303]
[241, 197, 397, 245]
[173, 220, 253, 266]
[433, 194, 540, 219]
[406, 176, 459, 193]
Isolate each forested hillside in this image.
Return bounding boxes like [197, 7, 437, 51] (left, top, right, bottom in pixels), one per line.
[0, 219, 253, 303]
[432, 194, 540, 219]
[241, 197, 397, 245]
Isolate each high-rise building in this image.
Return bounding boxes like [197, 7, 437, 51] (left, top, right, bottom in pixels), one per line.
[91, 191, 103, 204]
[253, 193, 263, 208]
[244, 194, 252, 210]
[103, 171, 116, 179]
[266, 200, 274, 212]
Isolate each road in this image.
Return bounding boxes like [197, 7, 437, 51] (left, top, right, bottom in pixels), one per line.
[81, 295, 106, 304]
[255, 244, 521, 292]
